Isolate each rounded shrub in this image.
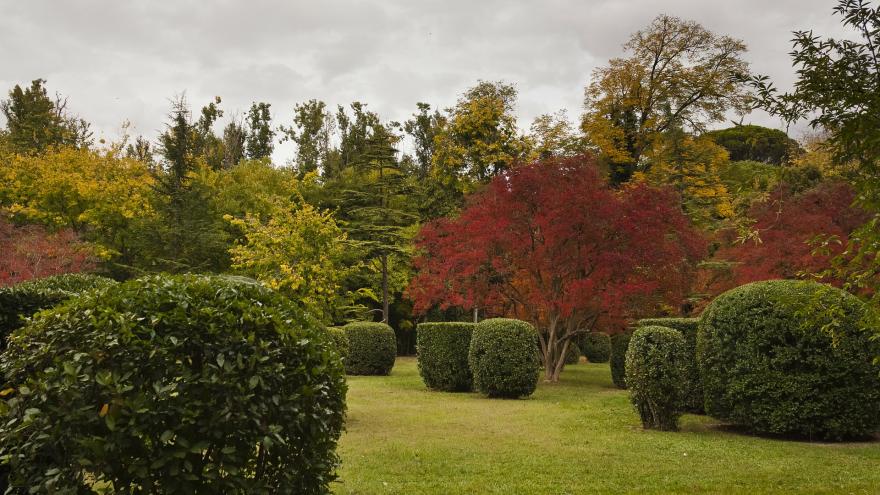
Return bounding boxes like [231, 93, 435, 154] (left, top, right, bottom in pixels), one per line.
[609, 331, 632, 389]
[0, 274, 346, 493]
[416, 322, 475, 392]
[626, 325, 689, 431]
[565, 342, 581, 365]
[699, 280, 880, 440]
[580, 332, 611, 363]
[638, 318, 703, 413]
[0, 273, 116, 349]
[343, 322, 396, 375]
[327, 326, 350, 360]
[468, 318, 541, 398]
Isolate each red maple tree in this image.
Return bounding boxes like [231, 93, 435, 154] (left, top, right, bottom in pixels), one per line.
[0, 216, 95, 286]
[407, 155, 706, 381]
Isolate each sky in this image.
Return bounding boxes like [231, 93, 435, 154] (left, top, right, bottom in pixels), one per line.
[0, 0, 851, 163]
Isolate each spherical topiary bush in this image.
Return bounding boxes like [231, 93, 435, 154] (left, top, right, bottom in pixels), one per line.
[468, 318, 541, 398]
[0, 273, 117, 349]
[698, 279, 880, 440]
[580, 332, 611, 363]
[626, 326, 689, 431]
[344, 322, 397, 375]
[416, 322, 475, 391]
[609, 331, 632, 389]
[638, 318, 703, 413]
[327, 326, 350, 360]
[565, 342, 581, 365]
[0, 274, 347, 493]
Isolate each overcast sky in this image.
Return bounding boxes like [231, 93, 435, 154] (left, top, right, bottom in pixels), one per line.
[0, 0, 850, 162]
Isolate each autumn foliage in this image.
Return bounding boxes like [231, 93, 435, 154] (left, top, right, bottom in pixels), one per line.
[0, 217, 95, 286]
[407, 155, 706, 381]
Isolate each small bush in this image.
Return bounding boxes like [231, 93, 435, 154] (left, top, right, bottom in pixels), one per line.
[344, 322, 397, 375]
[638, 318, 702, 413]
[416, 322, 475, 391]
[0, 273, 116, 349]
[0, 274, 346, 493]
[565, 342, 581, 365]
[609, 331, 632, 389]
[699, 280, 880, 440]
[580, 332, 611, 363]
[327, 326, 350, 360]
[468, 318, 541, 398]
[626, 325, 689, 431]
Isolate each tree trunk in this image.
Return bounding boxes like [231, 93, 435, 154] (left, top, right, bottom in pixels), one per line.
[381, 253, 389, 323]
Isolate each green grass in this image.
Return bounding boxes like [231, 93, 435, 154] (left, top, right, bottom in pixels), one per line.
[334, 357, 880, 494]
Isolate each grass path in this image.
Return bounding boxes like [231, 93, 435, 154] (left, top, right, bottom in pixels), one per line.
[334, 357, 880, 494]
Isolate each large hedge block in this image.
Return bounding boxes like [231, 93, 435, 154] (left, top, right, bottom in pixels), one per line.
[416, 322, 474, 391]
[638, 317, 703, 413]
[344, 322, 397, 375]
[626, 325, 689, 431]
[468, 318, 541, 398]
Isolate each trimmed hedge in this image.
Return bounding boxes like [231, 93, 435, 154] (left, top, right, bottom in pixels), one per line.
[581, 332, 611, 363]
[0, 274, 346, 493]
[416, 322, 475, 391]
[344, 322, 397, 375]
[699, 280, 880, 440]
[609, 331, 632, 389]
[468, 318, 541, 398]
[565, 342, 581, 365]
[0, 273, 116, 349]
[638, 318, 702, 413]
[327, 326, 350, 360]
[626, 325, 689, 431]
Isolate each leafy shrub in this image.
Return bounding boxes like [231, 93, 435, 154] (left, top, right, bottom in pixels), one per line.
[699, 280, 880, 440]
[416, 322, 475, 391]
[468, 318, 541, 398]
[638, 318, 703, 413]
[609, 331, 632, 389]
[344, 322, 396, 375]
[0, 274, 346, 493]
[327, 326, 350, 360]
[580, 332, 611, 363]
[626, 326, 689, 431]
[565, 342, 581, 365]
[0, 273, 116, 349]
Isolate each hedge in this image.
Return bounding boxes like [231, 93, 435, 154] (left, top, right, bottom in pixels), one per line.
[416, 322, 475, 391]
[580, 332, 611, 363]
[626, 325, 689, 431]
[0, 274, 346, 493]
[0, 273, 117, 349]
[637, 318, 702, 413]
[609, 331, 632, 389]
[698, 280, 880, 440]
[344, 322, 397, 375]
[468, 318, 541, 398]
[327, 326, 350, 360]
[565, 342, 581, 365]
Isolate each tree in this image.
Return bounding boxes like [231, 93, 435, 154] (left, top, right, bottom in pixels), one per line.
[582, 15, 751, 184]
[704, 124, 800, 164]
[244, 102, 275, 160]
[0, 216, 95, 286]
[747, 0, 880, 311]
[1, 79, 92, 154]
[528, 110, 584, 160]
[221, 119, 245, 169]
[407, 155, 706, 382]
[281, 100, 334, 176]
[403, 102, 445, 179]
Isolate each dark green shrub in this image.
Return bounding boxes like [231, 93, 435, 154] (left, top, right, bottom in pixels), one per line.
[468, 318, 541, 398]
[610, 331, 632, 389]
[699, 280, 880, 440]
[416, 322, 475, 391]
[565, 342, 581, 365]
[344, 322, 396, 375]
[580, 332, 611, 363]
[626, 326, 689, 431]
[327, 326, 350, 360]
[0, 273, 116, 349]
[638, 318, 703, 413]
[0, 274, 346, 493]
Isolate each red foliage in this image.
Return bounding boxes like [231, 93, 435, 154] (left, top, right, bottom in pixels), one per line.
[720, 181, 867, 287]
[407, 155, 706, 379]
[0, 216, 95, 286]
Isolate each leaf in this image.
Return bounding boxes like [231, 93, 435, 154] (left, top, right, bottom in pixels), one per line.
[0, 388, 14, 397]
[99, 403, 109, 417]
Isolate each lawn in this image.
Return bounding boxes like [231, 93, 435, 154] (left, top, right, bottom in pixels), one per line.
[334, 357, 880, 495]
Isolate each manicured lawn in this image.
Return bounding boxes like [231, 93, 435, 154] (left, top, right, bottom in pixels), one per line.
[334, 357, 880, 494]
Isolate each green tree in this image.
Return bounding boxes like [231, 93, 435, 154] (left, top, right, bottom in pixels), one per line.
[1, 79, 92, 154]
[528, 110, 585, 160]
[281, 99, 334, 176]
[704, 124, 800, 164]
[244, 102, 275, 160]
[403, 102, 445, 179]
[582, 15, 751, 184]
